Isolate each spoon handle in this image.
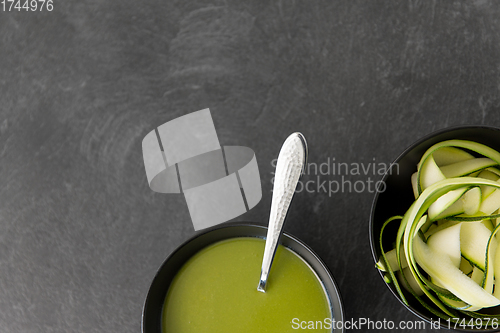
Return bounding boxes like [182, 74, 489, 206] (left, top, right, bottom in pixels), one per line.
[257, 132, 308, 292]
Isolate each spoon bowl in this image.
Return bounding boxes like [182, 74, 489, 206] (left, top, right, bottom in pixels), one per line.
[142, 223, 345, 333]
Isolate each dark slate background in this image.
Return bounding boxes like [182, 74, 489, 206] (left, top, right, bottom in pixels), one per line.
[1, 1, 500, 332]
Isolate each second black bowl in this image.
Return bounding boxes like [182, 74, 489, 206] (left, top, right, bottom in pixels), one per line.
[369, 125, 500, 331]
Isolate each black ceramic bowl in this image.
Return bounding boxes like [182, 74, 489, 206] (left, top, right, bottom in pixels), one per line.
[369, 125, 500, 331]
[143, 223, 344, 333]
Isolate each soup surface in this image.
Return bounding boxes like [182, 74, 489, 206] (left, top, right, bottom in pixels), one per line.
[162, 237, 331, 332]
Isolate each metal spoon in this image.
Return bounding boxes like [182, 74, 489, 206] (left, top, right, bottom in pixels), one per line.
[257, 132, 308, 293]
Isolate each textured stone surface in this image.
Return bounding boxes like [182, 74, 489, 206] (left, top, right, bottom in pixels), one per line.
[1, 1, 500, 332]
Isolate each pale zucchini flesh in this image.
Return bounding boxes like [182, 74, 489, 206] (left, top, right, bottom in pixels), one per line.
[460, 222, 493, 271]
[478, 170, 499, 199]
[419, 155, 446, 191]
[376, 246, 408, 272]
[440, 158, 497, 178]
[427, 222, 462, 268]
[428, 188, 468, 221]
[432, 146, 474, 167]
[462, 187, 482, 216]
[479, 183, 500, 215]
[434, 199, 465, 220]
[413, 235, 500, 308]
[377, 140, 500, 324]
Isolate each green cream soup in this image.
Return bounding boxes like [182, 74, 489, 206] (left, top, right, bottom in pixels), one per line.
[162, 237, 332, 333]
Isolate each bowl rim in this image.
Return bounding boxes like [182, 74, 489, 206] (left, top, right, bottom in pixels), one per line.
[142, 221, 345, 333]
[368, 124, 500, 331]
